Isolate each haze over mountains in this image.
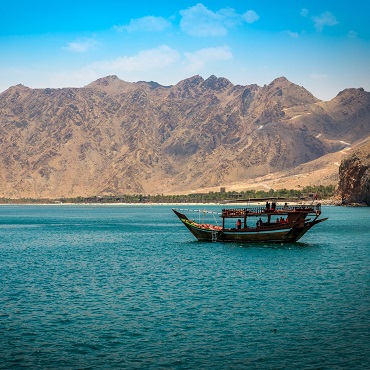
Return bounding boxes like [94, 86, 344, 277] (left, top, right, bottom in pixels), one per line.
[1, 75, 369, 199]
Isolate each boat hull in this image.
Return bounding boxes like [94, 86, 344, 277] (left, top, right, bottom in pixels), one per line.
[173, 209, 327, 243]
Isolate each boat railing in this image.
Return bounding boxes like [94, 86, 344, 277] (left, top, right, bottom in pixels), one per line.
[222, 203, 321, 217]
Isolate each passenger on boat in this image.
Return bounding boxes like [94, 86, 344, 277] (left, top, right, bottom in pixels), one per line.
[283, 202, 289, 210]
[272, 201, 276, 210]
[236, 219, 242, 229]
[280, 217, 284, 223]
[265, 201, 270, 210]
[256, 217, 263, 227]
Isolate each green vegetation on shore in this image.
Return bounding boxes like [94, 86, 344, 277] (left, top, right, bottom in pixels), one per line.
[0, 185, 335, 204]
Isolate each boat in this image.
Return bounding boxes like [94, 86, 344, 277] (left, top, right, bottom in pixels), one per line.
[172, 202, 327, 243]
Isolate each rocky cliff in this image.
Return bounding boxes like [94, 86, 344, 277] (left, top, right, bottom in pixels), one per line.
[337, 139, 370, 205]
[1, 75, 370, 198]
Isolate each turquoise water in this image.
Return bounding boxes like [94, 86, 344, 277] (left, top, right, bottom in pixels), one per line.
[0, 205, 369, 369]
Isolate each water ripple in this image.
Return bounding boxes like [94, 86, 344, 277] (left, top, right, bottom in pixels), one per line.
[0, 205, 369, 369]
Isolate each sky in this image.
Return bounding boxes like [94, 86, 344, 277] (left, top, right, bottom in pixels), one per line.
[1, 0, 369, 100]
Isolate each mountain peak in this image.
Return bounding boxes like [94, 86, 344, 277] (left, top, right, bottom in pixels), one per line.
[84, 75, 137, 94]
[5, 83, 30, 92]
[201, 75, 233, 90]
[86, 75, 121, 87]
[335, 87, 367, 99]
[269, 76, 291, 86]
[177, 75, 204, 87]
[169, 75, 205, 98]
[136, 81, 172, 90]
[262, 76, 319, 104]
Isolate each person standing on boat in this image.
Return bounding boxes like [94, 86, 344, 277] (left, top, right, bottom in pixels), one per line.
[236, 219, 242, 229]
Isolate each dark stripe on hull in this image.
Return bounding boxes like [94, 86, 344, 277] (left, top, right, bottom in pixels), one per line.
[184, 223, 304, 243]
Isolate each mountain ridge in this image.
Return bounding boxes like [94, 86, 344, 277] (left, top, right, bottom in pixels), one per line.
[0, 75, 369, 198]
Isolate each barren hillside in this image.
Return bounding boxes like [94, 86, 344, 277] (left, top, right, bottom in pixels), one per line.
[0, 75, 369, 198]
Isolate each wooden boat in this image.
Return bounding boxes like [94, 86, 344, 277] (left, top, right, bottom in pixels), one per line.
[173, 202, 327, 243]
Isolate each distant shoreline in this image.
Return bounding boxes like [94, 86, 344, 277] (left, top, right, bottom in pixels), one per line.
[0, 200, 343, 207]
[0, 202, 367, 207]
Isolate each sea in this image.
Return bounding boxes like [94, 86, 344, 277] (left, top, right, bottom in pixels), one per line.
[0, 204, 369, 369]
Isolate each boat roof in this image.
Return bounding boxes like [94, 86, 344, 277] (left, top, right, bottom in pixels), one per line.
[224, 197, 288, 203]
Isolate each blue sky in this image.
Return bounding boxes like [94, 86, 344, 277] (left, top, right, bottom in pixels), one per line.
[1, 0, 369, 100]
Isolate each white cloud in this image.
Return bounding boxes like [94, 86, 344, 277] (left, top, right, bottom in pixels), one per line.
[90, 45, 180, 73]
[243, 10, 259, 24]
[184, 46, 233, 72]
[48, 45, 181, 88]
[180, 4, 226, 36]
[48, 45, 233, 89]
[63, 38, 98, 53]
[300, 8, 309, 17]
[114, 16, 171, 33]
[180, 3, 259, 37]
[284, 30, 299, 38]
[312, 12, 338, 32]
[347, 30, 357, 38]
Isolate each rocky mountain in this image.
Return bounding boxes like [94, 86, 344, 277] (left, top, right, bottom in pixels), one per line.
[1, 75, 370, 198]
[337, 138, 370, 205]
